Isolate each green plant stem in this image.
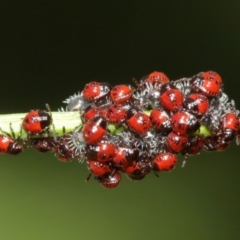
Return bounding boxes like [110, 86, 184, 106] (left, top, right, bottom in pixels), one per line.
[0, 112, 82, 139]
[0, 110, 212, 140]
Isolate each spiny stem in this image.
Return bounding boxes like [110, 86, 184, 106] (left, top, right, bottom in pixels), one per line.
[0, 112, 82, 139]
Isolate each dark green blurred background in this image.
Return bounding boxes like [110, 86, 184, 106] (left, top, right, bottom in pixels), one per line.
[0, 1, 240, 239]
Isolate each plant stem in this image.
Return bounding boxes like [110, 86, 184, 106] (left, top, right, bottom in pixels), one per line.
[0, 110, 212, 140]
[0, 112, 82, 139]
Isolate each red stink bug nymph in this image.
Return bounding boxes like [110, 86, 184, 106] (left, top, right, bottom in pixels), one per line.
[0, 123, 23, 155]
[22, 105, 52, 135]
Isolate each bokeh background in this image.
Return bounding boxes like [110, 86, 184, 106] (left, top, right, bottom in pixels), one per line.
[0, 1, 240, 239]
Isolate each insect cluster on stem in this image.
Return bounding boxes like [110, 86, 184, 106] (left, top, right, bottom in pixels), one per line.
[1, 71, 239, 189]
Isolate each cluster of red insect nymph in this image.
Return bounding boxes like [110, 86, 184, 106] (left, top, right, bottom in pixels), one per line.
[0, 71, 239, 188]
